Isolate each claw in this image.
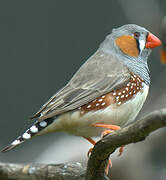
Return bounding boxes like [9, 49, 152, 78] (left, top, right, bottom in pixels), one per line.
[105, 159, 112, 175]
[118, 145, 125, 156]
[87, 147, 93, 157]
[83, 123, 122, 175]
[101, 129, 113, 138]
[83, 137, 96, 158]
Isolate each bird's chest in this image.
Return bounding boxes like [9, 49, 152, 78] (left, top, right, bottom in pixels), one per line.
[103, 83, 149, 126]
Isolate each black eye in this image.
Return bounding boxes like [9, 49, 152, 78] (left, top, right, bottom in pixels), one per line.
[134, 32, 140, 38]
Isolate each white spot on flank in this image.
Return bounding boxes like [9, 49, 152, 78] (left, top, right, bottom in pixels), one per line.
[125, 94, 129, 97]
[22, 132, 31, 139]
[134, 90, 136, 93]
[101, 102, 106, 106]
[137, 87, 140, 90]
[118, 92, 122, 95]
[116, 96, 119, 99]
[102, 95, 105, 98]
[118, 102, 121, 105]
[96, 103, 100, 106]
[137, 78, 141, 82]
[129, 92, 132, 95]
[113, 92, 116, 96]
[121, 95, 124, 98]
[127, 82, 130, 86]
[130, 86, 133, 89]
[30, 126, 38, 133]
[98, 99, 103, 102]
[87, 105, 91, 108]
[12, 139, 20, 146]
[133, 74, 137, 78]
[125, 87, 129, 91]
[122, 91, 125, 93]
[40, 121, 47, 127]
[131, 76, 135, 81]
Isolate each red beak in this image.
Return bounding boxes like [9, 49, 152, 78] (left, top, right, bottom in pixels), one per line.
[145, 32, 161, 48]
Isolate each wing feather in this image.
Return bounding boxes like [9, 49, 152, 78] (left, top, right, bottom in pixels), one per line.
[31, 51, 130, 121]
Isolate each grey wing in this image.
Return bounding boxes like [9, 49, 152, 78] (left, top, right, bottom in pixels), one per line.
[32, 51, 131, 121]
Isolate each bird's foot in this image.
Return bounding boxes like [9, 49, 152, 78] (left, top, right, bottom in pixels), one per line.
[92, 123, 125, 156]
[83, 136, 111, 175]
[83, 137, 96, 157]
[105, 159, 112, 175]
[118, 145, 125, 156]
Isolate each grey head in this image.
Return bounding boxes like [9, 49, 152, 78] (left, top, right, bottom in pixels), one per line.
[99, 24, 152, 85]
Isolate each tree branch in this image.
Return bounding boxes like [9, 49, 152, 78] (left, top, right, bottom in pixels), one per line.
[0, 162, 85, 180]
[1, 109, 166, 180]
[85, 108, 166, 180]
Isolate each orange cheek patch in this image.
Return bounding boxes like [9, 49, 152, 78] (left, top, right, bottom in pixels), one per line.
[115, 35, 139, 57]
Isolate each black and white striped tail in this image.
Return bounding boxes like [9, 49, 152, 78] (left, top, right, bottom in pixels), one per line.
[1, 118, 54, 153]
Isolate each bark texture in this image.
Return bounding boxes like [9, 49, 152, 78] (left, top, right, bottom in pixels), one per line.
[1, 108, 166, 180]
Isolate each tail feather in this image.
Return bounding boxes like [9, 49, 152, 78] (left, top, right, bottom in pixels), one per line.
[1, 118, 54, 153]
[1, 138, 25, 153]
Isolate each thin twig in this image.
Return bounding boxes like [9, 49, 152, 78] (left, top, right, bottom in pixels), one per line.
[0, 162, 85, 180]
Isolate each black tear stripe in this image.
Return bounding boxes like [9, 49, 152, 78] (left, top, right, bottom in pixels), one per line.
[136, 39, 140, 54]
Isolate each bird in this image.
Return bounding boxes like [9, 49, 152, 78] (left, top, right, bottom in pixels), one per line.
[1, 24, 161, 154]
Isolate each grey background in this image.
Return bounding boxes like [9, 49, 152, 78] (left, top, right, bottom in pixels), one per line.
[0, 0, 166, 179]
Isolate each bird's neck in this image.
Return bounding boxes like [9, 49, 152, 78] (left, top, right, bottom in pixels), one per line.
[123, 57, 150, 85]
[99, 37, 151, 86]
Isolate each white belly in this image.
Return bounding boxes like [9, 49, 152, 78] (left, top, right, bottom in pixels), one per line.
[39, 83, 149, 138]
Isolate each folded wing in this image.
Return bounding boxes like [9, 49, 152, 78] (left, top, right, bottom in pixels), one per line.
[31, 51, 130, 121]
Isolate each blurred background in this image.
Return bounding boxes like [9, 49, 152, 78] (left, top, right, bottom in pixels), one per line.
[0, 0, 166, 179]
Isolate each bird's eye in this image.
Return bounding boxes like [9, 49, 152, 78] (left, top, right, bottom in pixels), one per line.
[134, 32, 140, 39]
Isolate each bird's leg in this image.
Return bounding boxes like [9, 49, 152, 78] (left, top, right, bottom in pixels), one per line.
[119, 145, 125, 156]
[83, 137, 96, 146]
[92, 123, 125, 156]
[83, 123, 125, 175]
[83, 137, 96, 157]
